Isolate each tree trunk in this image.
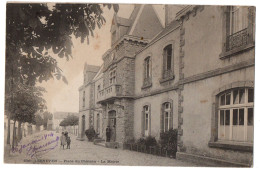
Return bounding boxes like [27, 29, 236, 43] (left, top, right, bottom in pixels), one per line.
[12, 120, 16, 149]
[7, 116, 10, 144]
[18, 121, 22, 141]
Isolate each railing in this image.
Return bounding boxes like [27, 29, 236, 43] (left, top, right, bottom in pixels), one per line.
[162, 69, 174, 79]
[226, 28, 248, 51]
[97, 84, 122, 102]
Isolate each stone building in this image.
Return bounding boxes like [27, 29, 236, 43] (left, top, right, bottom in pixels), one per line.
[78, 5, 255, 166]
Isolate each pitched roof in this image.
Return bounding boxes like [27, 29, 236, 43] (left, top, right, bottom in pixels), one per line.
[135, 19, 180, 55]
[149, 20, 179, 45]
[115, 15, 131, 27]
[84, 63, 100, 72]
[92, 64, 104, 81]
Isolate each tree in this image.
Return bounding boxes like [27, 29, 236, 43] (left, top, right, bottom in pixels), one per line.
[42, 111, 53, 130]
[6, 3, 119, 86]
[33, 114, 44, 131]
[5, 82, 46, 146]
[5, 3, 118, 145]
[59, 115, 79, 134]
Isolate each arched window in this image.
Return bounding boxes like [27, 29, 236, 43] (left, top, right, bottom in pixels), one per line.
[141, 105, 151, 137]
[162, 44, 174, 79]
[143, 56, 152, 88]
[144, 57, 151, 79]
[218, 88, 254, 142]
[160, 101, 173, 133]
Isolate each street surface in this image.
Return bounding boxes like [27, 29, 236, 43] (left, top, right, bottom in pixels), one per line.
[5, 130, 197, 166]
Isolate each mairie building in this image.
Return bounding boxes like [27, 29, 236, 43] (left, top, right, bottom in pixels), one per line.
[78, 5, 255, 167]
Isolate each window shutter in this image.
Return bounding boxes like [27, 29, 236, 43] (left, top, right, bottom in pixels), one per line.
[141, 109, 145, 137]
[169, 103, 173, 129]
[160, 104, 164, 133]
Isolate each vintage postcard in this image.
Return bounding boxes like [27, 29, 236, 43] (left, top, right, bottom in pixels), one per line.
[4, 2, 255, 167]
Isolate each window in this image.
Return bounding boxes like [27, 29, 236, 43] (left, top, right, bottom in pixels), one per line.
[161, 44, 174, 80]
[142, 57, 152, 88]
[82, 91, 85, 108]
[109, 69, 116, 85]
[221, 6, 255, 57]
[218, 88, 254, 142]
[142, 105, 151, 137]
[161, 102, 173, 133]
[144, 57, 151, 79]
[230, 7, 248, 34]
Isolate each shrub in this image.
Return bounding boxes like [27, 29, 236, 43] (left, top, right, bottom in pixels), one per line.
[144, 136, 157, 147]
[160, 128, 178, 158]
[136, 136, 157, 151]
[85, 127, 97, 141]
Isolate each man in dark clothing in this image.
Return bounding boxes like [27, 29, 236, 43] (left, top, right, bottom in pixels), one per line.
[106, 126, 111, 142]
[67, 136, 71, 149]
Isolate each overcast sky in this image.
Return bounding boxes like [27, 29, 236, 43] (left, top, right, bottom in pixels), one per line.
[38, 4, 165, 113]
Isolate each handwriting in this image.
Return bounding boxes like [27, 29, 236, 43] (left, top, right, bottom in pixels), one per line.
[12, 132, 59, 158]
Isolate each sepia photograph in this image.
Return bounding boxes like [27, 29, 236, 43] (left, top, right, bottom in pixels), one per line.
[2, 0, 256, 168]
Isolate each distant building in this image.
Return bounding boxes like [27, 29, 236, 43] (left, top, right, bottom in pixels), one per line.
[78, 5, 255, 166]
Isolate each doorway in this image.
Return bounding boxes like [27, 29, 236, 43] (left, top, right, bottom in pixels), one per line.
[108, 110, 116, 142]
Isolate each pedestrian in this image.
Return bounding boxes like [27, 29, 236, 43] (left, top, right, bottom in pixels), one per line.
[60, 132, 67, 149]
[106, 126, 111, 142]
[66, 136, 71, 149]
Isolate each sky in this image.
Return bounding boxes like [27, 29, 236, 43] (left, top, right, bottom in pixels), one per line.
[38, 4, 165, 113]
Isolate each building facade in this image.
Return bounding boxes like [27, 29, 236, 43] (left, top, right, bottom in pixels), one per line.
[78, 5, 255, 166]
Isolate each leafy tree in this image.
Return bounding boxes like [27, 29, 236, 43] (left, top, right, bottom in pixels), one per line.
[5, 82, 46, 145]
[6, 3, 119, 86]
[33, 114, 44, 126]
[59, 114, 79, 134]
[42, 111, 53, 129]
[5, 2, 118, 145]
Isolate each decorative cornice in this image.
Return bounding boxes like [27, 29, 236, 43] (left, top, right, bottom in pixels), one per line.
[180, 58, 255, 85]
[135, 84, 179, 99]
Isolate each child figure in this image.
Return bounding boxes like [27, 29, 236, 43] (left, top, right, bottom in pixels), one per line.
[67, 136, 71, 149]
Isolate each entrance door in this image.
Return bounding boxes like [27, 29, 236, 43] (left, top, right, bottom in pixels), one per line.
[108, 110, 116, 142]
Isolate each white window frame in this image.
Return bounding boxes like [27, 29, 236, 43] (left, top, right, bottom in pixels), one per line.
[218, 88, 254, 142]
[144, 105, 150, 136]
[164, 103, 171, 132]
[230, 6, 248, 34]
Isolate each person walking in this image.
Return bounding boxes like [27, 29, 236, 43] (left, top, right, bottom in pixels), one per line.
[66, 136, 71, 149]
[60, 132, 67, 149]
